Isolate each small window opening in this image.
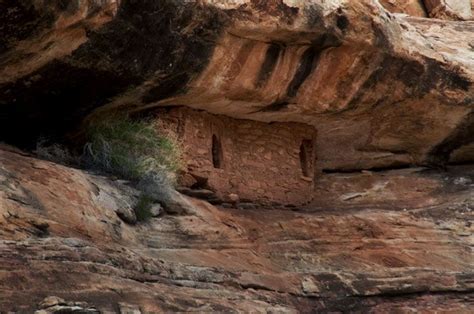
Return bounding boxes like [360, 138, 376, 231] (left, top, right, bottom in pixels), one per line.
[212, 134, 223, 169]
[299, 139, 314, 177]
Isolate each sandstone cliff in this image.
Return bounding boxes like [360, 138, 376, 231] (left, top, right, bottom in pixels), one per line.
[0, 0, 473, 312]
[1, 0, 473, 169]
[1, 145, 473, 312]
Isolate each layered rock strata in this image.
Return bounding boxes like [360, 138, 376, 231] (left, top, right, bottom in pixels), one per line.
[0, 147, 472, 312]
[0, 0, 473, 311]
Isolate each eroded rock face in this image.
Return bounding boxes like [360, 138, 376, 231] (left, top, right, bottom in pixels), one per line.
[424, 0, 473, 20]
[0, 0, 228, 147]
[0, 1, 473, 311]
[380, 0, 428, 16]
[0, 147, 473, 312]
[0, 0, 472, 170]
[380, 0, 474, 20]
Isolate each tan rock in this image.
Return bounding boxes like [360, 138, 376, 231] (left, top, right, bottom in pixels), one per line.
[0, 147, 472, 312]
[379, 0, 428, 16]
[38, 296, 65, 309]
[227, 193, 240, 203]
[118, 303, 142, 314]
[301, 277, 320, 295]
[424, 0, 473, 19]
[0, 0, 473, 311]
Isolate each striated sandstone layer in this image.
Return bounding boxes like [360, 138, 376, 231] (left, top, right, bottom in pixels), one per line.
[0, 146, 473, 312]
[0, 0, 473, 312]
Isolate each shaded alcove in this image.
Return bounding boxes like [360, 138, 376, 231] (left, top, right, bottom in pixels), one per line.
[0, 0, 228, 150]
[0, 62, 133, 150]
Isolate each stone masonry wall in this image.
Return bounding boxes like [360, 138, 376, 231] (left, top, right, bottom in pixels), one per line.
[154, 107, 317, 206]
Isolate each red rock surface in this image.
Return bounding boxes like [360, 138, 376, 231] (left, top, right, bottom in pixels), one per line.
[1, 146, 472, 312]
[380, 0, 428, 16]
[1, 0, 472, 169]
[0, 1, 473, 312]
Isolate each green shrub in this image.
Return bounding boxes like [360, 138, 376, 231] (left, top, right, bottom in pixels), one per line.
[134, 194, 154, 222]
[83, 115, 182, 183]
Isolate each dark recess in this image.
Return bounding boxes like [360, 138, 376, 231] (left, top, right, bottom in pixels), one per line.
[286, 46, 321, 98]
[336, 14, 349, 31]
[0, 62, 133, 149]
[0, 0, 227, 149]
[299, 139, 314, 177]
[428, 112, 474, 165]
[212, 134, 223, 169]
[322, 163, 413, 174]
[0, 0, 55, 54]
[255, 43, 282, 87]
[258, 101, 290, 112]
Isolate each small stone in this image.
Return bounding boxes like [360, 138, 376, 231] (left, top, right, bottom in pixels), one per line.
[41, 305, 99, 313]
[238, 202, 257, 210]
[227, 193, 240, 203]
[302, 277, 320, 295]
[454, 177, 472, 186]
[178, 173, 198, 187]
[149, 203, 163, 217]
[39, 296, 65, 309]
[119, 302, 142, 314]
[62, 238, 87, 247]
[341, 193, 365, 201]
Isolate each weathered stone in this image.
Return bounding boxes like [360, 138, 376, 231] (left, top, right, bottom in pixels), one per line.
[91, 176, 138, 224]
[301, 277, 320, 295]
[0, 0, 472, 170]
[36, 296, 99, 313]
[0, 0, 473, 312]
[138, 172, 196, 215]
[118, 302, 142, 314]
[238, 202, 258, 210]
[424, 0, 473, 20]
[227, 193, 240, 204]
[178, 173, 198, 188]
[38, 296, 65, 309]
[149, 204, 163, 218]
[380, 0, 428, 16]
[35, 305, 100, 314]
[0, 147, 472, 312]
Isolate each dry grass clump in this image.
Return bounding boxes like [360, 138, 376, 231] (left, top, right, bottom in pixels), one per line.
[83, 115, 182, 183]
[35, 115, 184, 222]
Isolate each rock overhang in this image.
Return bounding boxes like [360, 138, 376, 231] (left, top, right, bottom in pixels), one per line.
[0, 0, 472, 170]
